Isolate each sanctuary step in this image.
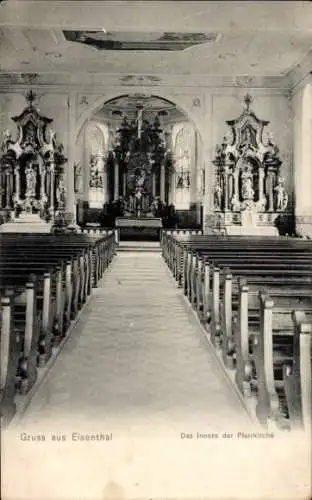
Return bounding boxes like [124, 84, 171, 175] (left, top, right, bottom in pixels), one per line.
[0, 212, 52, 233]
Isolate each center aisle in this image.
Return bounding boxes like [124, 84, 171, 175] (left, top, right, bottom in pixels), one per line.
[4, 252, 308, 500]
[18, 251, 251, 431]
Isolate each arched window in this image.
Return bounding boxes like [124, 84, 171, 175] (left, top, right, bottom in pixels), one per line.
[172, 123, 195, 209]
[86, 122, 109, 207]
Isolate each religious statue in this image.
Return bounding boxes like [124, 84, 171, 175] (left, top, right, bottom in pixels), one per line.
[24, 123, 37, 146]
[56, 178, 66, 209]
[214, 183, 222, 210]
[239, 127, 256, 155]
[177, 173, 184, 188]
[25, 161, 37, 199]
[136, 168, 146, 189]
[274, 177, 288, 211]
[74, 162, 83, 193]
[1, 129, 13, 153]
[151, 197, 160, 216]
[242, 177, 254, 201]
[134, 186, 143, 217]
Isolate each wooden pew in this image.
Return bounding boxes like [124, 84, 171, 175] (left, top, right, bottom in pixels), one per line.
[0, 296, 20, 426]
[252, 293, 312, 429]
[283, 311, 312, 432]
[161, 233, 312, 432]
[0, 232, 115, 427]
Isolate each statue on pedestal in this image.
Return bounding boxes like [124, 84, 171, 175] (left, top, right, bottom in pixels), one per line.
[242, 177, 254, 201]
[25, 161, 37, 200]
[213, 183, 222, 210]
[134, 186, 143, 217]
[274, 177, 288, 211]
[56, 178, 66, 211]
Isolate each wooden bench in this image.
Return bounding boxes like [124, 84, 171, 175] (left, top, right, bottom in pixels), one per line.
[161, 233, 312, 431]
[283, 311, 312, 432]
[0, 232, 115, 427]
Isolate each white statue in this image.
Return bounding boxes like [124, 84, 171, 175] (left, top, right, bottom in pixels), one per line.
[136, 169, 146, 188]
[214, 183, 222, 209]
[25, 161, 37, 198]
[274, 178, 288, 211]
[56, 178, 66, 208]
[242, 177, 254, 201]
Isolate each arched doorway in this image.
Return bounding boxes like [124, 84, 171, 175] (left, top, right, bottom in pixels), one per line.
[75, 94, 204, 229]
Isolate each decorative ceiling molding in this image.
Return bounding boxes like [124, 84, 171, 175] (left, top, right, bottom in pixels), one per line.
[0, 72, 291, 91]
[120, 75, 162, 86]
[287, 51, 312, 93]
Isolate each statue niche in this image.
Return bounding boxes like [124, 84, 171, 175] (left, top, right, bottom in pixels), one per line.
[0, 91, 67, 221]
[212, 94, 288, 230]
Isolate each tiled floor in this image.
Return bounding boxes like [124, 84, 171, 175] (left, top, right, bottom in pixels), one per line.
[17, 251, 252, 432]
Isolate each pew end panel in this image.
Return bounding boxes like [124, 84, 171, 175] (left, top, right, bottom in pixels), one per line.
[283, 311, 312, 432]
[0, 297, 20, 427]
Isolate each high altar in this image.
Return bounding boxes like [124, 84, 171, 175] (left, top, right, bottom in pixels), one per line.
[0, 91, 67, 232]
[107, 106, 174, 218]
[212, 95, 289, 235]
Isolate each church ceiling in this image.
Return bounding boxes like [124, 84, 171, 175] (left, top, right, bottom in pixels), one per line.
[0, 1, 311, 85]
[63, 31, 220, 51]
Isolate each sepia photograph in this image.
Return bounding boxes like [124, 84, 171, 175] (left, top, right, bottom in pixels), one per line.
[0, 1, 311, 499]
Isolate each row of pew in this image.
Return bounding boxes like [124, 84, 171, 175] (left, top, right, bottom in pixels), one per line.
[162, 233, 312, 432]
[0, 232, 116, 427]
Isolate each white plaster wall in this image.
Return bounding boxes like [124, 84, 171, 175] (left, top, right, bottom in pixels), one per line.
[292, 81, 312, 237]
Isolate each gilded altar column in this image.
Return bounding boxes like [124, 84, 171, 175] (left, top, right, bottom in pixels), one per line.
[170, 170, 176, 206]
[49, 162, 55, 216]
[66, 92, 77, 222]
[233, 168, 239, 206]
[5, 169, 12, 209]
[39, 162, 46, 202]
[102, 155, 109, 204]
[123, 170, 127, 197]
[152, 172, 156, 198]
[223, 166, 229, 211]
[258, 166, 265, 205]
[160, 163, 165, 201]
[267, 171, 274, 212]
[114, 163, 119, 200]
[14, 164, 20, 199]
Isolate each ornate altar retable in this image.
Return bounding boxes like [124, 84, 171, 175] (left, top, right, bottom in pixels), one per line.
[0, 91, 67, 232]
[212, 95, 289, 236]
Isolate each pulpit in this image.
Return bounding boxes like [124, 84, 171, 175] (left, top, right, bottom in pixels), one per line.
[212, 95, 289, 235]
[0, 91, 67, 232]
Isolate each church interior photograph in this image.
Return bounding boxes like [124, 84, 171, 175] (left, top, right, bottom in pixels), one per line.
[0, 1, 311, 499]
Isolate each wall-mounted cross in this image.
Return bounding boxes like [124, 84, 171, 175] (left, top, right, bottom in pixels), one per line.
[26, 89, 36, 107]
[244, 93, 253, 112]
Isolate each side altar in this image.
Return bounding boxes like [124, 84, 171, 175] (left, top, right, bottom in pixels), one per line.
[0, 91, 68, 233]
[211, 95, 290, 236]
